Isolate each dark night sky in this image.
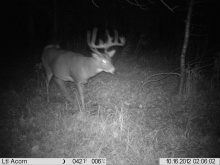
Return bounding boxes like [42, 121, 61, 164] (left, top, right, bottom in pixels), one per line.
[0, 0, 219, 87]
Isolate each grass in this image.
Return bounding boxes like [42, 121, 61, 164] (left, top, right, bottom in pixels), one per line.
[1, 45, 220, 164]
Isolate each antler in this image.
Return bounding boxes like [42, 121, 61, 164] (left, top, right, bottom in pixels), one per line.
[87, 28, 125, 56]
[103, 30, 125, 54]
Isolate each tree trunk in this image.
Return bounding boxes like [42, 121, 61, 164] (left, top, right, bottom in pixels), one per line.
[179, 0, 194, 94]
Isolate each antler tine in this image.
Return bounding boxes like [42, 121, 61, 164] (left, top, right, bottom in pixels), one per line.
[113, 30, 125, 46]
[91, 28, 98, 46]
[113, 30, 118, 43]
[87, 28, 96, 46]
[87, 28, 102, 56]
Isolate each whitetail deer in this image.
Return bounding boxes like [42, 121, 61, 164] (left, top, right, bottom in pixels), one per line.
[42, 28, 125, 110]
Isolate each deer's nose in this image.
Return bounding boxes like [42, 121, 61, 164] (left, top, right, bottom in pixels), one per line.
[109, 67, 115, 74]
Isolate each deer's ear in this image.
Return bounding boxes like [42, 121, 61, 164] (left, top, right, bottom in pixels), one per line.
[108, 50, 116, 57]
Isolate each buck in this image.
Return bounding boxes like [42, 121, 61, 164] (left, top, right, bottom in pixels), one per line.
[42, 28, 125, 110]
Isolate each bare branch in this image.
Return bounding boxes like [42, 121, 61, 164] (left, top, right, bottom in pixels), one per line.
[160, 0, 178, 12]
[91, 0, 99, 8]
[126, 0, 148, 10]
